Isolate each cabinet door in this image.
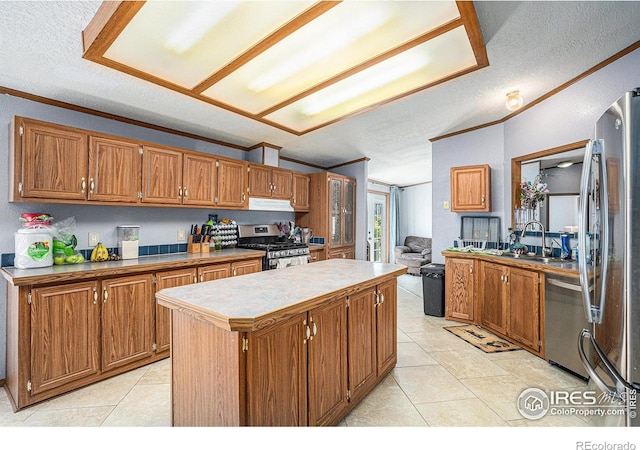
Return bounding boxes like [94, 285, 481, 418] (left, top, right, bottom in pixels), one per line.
[142, 146, 182, 204]
[247, 164, 272, 198]
[246, 313, 308, 426]
[20, 118, 88, 200]
[309, 247, 325, 263]
[445, 258, 475, 321]
[329, 177, 343, 246]
[343, 179, 355, 245]
[271, 168, 293, 200]
[155, 268, 197, 354]
[88, 136, 141, 203]
[450, 164, 491, 212]
[507, 268, 540, 351]
[376, 279, 397, 376]
[307, 298, 348, 426]
[347, 288, 377, 402]
[327, 246, 355, 260]
[30, 282, 100, 395]
[479, 262, 508, 335]
[182, 153, 217, 206]
[101, 274, 154, 371]
[217, 158, 247, 208]
[198, 263, 231, 282]
[292, 173, 310, 211]
[231, 259, 262, 276]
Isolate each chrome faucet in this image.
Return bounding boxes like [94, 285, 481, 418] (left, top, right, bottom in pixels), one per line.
[521, 220, 552, 257]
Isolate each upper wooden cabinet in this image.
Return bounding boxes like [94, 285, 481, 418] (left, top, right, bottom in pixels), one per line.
[247, 164, 292, 200]
[217, 158, 248, 208]
[9, 116, 309, 211]
[292, 172, 310, 211]
[450, 164, 491, 212]
[89, 136, 141, 203]
[13, 117, 143, 204]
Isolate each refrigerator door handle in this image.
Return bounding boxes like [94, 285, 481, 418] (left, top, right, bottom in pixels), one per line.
[579, 139, 607, 324]
[578, 329, 635, 397]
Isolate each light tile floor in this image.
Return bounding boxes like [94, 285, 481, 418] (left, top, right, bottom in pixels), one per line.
[1, 274, 590, 429]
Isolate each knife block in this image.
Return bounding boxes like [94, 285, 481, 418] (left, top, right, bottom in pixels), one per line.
[187, 235, 201, 253]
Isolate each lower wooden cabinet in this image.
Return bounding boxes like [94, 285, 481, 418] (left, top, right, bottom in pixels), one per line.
[5, 256, 263, 411]
[169, 278, 398, 426]
[327, 245, 355, 260]
[309, 246, 325, 263]
[445, 257, 476, 322]
[478, 261, 541, 353]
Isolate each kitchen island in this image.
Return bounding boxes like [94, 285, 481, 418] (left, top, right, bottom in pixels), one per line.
[156, 259, 407, 426]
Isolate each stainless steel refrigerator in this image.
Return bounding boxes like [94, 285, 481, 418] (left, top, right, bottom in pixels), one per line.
[578, 88, 639, 427]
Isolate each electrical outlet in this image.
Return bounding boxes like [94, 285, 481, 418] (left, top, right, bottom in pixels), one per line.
[88, 232, 99, 247]
[177, 228, 187, 242]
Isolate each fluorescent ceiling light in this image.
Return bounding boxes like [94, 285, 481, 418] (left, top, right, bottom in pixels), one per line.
[557, 161, 574, 168]
[165, 2, 239, 54]
[249, 9, 388, 93]
[303, 56, 428, 116]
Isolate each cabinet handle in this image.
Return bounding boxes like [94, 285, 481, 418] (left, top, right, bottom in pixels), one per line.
[482, 194, 485, 204]
[292, 197, 296, 205]
[200, 274, 203, 282]
[504, 274, 508, 284]
[233, 268, 237, 277]
[500, 274, 504, 282]
[89, 178, 95, 193]
[303, 319, 311, 344]
[272, 184, 276, 192]
[93, 287, 98, 305]
[309, 316, 316, 340]
[81, 177, 86, 193]
[380, 293, 385, 304]
[103, 287, 108, 303]
[178, 186, 182, 198]
[183, 187, 188, 198]
[195, 276, 198, 283]
[242, 193, 245, 202]
[469, 265, 473, 274]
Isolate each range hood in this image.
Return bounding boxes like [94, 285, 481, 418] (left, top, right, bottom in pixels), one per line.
[248, 197, 294, 212]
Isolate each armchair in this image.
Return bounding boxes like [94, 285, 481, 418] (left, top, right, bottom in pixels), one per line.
[394, 236, 432, 275]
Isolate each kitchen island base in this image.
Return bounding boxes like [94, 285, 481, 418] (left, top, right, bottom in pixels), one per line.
[157, 259, 406, 426]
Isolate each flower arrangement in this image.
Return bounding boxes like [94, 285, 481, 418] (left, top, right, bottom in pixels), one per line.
[520, 174, 549, 209]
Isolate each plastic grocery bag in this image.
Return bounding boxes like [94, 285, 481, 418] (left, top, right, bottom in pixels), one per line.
[51, 217, 84, 264]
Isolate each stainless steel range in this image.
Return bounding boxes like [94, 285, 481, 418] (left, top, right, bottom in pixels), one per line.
[237, 224, 309, 270]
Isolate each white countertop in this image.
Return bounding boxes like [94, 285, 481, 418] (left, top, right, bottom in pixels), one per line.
[156, 259, 407, 331]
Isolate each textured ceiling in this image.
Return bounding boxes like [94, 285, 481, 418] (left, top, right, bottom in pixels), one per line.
[1, 1, 640, 186]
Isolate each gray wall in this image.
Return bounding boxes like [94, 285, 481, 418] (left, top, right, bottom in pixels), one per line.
[399, 182, 432, 244]
[0, 94, 327, 379]
[432, 46, 640, 263]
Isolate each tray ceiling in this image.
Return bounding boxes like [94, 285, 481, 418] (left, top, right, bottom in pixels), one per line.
[82, 0, 487, 135]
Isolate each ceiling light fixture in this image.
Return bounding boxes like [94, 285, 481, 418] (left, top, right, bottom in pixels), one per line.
[557, 161, 574, 168]
[303, 56, 427, 116]
[505, 90, 524, 111]
[165, 2, 239, 54]
[249, 9, 388, 93]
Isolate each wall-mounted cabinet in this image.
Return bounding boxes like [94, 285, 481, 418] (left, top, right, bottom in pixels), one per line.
[9, 116, 305, 212]
[450, 164, 491, 212]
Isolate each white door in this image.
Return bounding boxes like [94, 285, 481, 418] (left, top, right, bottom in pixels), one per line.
[367, 192, 388, 262]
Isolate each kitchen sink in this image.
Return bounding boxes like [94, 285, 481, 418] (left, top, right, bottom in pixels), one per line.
[498, 253, 563, 264]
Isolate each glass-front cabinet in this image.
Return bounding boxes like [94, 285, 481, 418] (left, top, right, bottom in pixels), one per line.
[329, 175, 355, 247]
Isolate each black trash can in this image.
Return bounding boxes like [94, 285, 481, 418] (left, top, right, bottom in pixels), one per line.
[420, 263, 445, 317]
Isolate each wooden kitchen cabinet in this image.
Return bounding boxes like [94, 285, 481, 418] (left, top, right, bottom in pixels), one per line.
[296, 172, 356, 260]
[217, 158, 248, 208]
[478, 261, 541, 352]
[88, 136, 141, 203]
[198, 263, 231, 282]
[346, 287, 377, 405]
[445, 257, 476, 322]
[232, 258, 262, 276]
[375, 279, 397, 376]
[182, 152, 217, 206]
[29, 282, 100, 397]
[292, 172, 310, 211]
[450, 164, 491, 212]
[247, 164, 292, 200]
[155, 268, 197, 354]
[101, 274, 155, 372]
[141, 145, 183, 204]
[309, 246, 325, 263]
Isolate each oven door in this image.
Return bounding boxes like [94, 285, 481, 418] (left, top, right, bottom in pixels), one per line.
[269, 255, 310, 270]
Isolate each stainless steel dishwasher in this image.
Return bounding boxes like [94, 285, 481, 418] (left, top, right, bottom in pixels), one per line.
[545, 274, 591, 379]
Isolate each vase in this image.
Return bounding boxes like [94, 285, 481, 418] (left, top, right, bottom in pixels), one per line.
[515, 208, 538, 230]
